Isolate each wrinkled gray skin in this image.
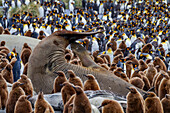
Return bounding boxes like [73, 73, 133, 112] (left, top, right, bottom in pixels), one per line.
[27, 30, 144, 97]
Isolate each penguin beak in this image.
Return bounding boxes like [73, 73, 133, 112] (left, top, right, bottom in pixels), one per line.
[161, 74, 166, 77]
[26, 95, 31, 100]
[126, 87, 131, 91]
[60, 84, 64, 87]
[19, 83, 24, 86]
[71, 85, 76, 90]
[83, 74, 88, 77]
[98, 105, 103, 109]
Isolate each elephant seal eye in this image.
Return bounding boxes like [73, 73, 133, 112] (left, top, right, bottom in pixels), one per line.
[53, 40, 59, 46]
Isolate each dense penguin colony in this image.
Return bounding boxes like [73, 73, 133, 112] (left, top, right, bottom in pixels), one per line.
[0, 0, 170, 113]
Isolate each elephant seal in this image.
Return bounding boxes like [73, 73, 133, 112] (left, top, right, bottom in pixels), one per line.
[28, 30, 144, 97]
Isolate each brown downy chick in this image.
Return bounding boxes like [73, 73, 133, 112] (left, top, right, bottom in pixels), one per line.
[112, 54, 123, 64]
[145, 63, 157, 85]
[0, 58, 9, 70]
[130, 77, 145, 89]
[34, 92, 54, 113]
[68, 70, 83, 88]
[145, 59, 151, 64]
[125, 61, 133, 78]
[126, 86, 145, 113]
[0, 41, 5, 46]
[119, 72, 129, 82]
[141, 43, 152, 53]
[139, 59, 148, 71]
[20, 48, 32, 65]
[1, 63, 13, 84]
[23, 62, 28, 75]
[61, 82, 76, 105]
[24, 30, 32, 37]
[161, 94, 170, 113]
[131, 69, 142, 78]
[153, 57, 167, 71]
[119, 40, 127, 53]
[145, 92, 164, 113]
[100, 54, 111, 65]
[53, 71, 67, 93]
[158, 74, 170, 100]
[113, 48, 124, 57]
[72, 86, 91, 113]
[63, 95, 75, 113]
[22, 43, 32, 52]
[3, 28, 10, 34]
[99, 99, 124, 113]
[14, 95, 33, 113]
[0, 74, 8, 110]
[38, 31, 46, 40]
[17, 74, 33, 96]
[92, 51, 104, 64]
[127, 54, 139, 67]
[6, 82, 25, 113]
[140, 72, 151, 91]
[153, 71, 168, 95]
[83, 74, 100, 91]
[109, 63, 117, 71]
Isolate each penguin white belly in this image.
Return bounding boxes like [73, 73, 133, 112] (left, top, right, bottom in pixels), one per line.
[69, 4, 74, 12]
[17, 1, 21, 8]
[39, 7, 44, 18]
[92, 40, 99, 54]
[12, 1, 15, 8]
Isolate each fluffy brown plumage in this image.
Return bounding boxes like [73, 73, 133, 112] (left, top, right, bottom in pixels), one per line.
[126, 61, 133, 78]
[61, 82, 76, 105]
[63, 95, 75, 113]
[130, 77, 145, 89]
[0, 74, 8, 110]
[68, 70, 83, 88]
[99, 99, 124, 113]
[158, 74, 170, 100]
[53, 71, 67, 93]
[38, 31, 46, 40]
[1, 63, 13, 83]
[24, 30, 32, 37]
[161, 94, 170, 113]
[34, 92, 54, 113]
[139, 59, 148, 71]
[23, 62, 28, 75]
[153, 57, 167, 71]
[0, 26, 4, 34]
[141, 43, 152, 53]
[6, 82, 25, 113]
[20, 48, 32, 65]
[72, 86, 91, 113]
[145, 92, 164, 113]
[17, 74, 33, 96]
[145, 63, 157, 85]
[3, 28, 10, 34]
[126, 86, 145, 113]
[83, 74, 100, 91]
[14, 95, 32, 113]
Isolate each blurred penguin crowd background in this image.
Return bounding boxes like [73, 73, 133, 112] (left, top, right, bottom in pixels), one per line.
[0, 0, 170, 113]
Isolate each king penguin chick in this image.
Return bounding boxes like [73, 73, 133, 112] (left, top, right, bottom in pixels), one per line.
[17, 74, 33, 96]
[72, 86, 91, 113]
[14, 95, 32, 113]
[6, 82, 25, 113]
[83, 74, 100, 91]
[23, 62, 28, 75]
[37, 31, 46, 40]
[130, 77, 145, 89]
[161, 94, 170, 113]
[98, 99, 124, 113]
[0, 74, 8, 110]
[125, 61, 133, 78]
[139, 59, 148, 71]
[34, 91, 54, 113]
[1, 63, 13, 84]
[126, 86, 145, 113]
[153, 57, 167, 72]
[158, 74, 170, 100]
[145, 92, 164, 113]
[20, 47, 32, 65]
[61, 82, 76, 105]
[53, 71, 67, 93]
[63, 95, 75, 113]
[68, 70, 83, 88]
[145, 63, 157, 85]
